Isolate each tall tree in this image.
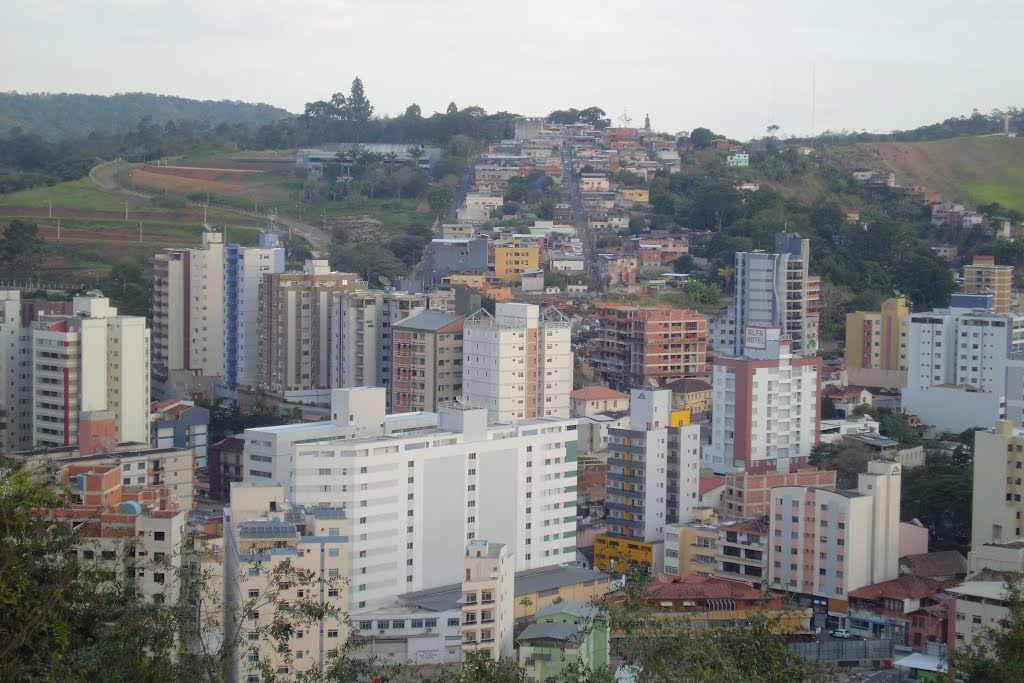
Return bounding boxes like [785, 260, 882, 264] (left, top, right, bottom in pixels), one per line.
[428, 183, 455, 221]
[446, 102, 459, 115]
[346, 77, 374, 124]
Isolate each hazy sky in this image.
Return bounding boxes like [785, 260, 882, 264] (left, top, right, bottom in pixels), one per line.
[2, 0, 1021, 140]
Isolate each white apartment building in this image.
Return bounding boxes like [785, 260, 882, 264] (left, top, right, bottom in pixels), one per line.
[972, 420, 1024, 545]
[0, 290, 30, 452]
[769, 461, 902, 615]
[224, 233, 286, 390]
[151, 230, 224, 397]
[31, 295, 150, 448]
[461, 540, 515, 660]
[706, 327, 821, 473]
[241, 387, 578, 615]
[903, 306, 1024, 431]
[733, 232, 820, 356]
[462, 303, 572, 423]
[331, 290, 428, 399]
[225, 483, 350, 682]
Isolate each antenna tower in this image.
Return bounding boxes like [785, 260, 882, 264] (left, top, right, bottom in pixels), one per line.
[619, 108, 632, 128]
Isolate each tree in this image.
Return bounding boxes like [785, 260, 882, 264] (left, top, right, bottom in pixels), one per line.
[428, 183, 456, 221]
[404, 103, 422, 118]
[628, 216, 646, 236]
[0, 218, 43, 280]
[346, 77, 373, 124]
[951, 576, 1024, 681]
[446, 102, 459, 115]
[330, 242, 406, 284]
[901, 450, 973, 552]
[766, 124, 780, 138]
[689, 127, 715, 149]
[387, 233, 431, 268]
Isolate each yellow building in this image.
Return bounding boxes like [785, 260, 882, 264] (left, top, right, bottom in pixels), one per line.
[442, 273, 514, 302]
[513, 566, 614, 620]
[618, 187, 650, 204]
[845, 297, 910, 388]
[594, 535, 658, 573]
[964, 255, 1013, 313]
[494, 240, 541, 284]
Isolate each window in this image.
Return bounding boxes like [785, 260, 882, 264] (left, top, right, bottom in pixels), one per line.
[248, 589, 259, 599]
[972, 615, 983, 624]
[328, 548, 340, 557]
[327, 629, 339, 638]
[154, 532, 165, 541]
[154, 573, 165, 584]
[448, 618, 460, 627]
[248, 631, 259, 641]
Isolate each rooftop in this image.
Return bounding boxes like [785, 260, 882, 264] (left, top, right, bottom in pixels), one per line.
[848, 575, 947, 602]
[571, 386, 630, 401]
[536, 600, 603, 621]
[645, 574, 765, 601]
[393, 310, 465, 332]
[518, 621, 585, 644]
[899, 550, 968, 579]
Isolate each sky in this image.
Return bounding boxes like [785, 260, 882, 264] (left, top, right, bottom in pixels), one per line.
[2, 0, 1022, 140]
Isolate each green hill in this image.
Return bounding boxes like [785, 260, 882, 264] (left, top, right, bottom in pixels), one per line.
[0, 92, 293, 140]
[837, 136, 1024, 211]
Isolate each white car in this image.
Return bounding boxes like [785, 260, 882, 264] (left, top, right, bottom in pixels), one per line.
[830, 628, 853, 639]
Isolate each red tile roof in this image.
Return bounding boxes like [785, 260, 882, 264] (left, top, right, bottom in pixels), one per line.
[848, 575, 947, 601]
[646, 574, 764, 601]
[570, 386, 630, 401]
[699, 476, 725, 495]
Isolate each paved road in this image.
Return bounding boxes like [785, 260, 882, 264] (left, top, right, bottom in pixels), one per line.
[561, 136, 603, 291]
[89, 160, 331, 253]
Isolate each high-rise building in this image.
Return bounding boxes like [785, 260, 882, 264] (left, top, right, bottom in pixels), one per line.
[972, 420, 1024, 545]
[31, 295, 150, 448]
[462, 303, 572, 423]
[1, 291, 73, 451]
[241, 387, 578, 614]
[151, 230, 225, 397]
[331, 290, 428, 399]
[964, 255, 1013, 314]
[903, 306, 1024, 432]
[768, 460, 902, 612]
[223, 233, 286, 390]
[594, 389, 700, 572]
[844, 297, 910, 388]
[225, 483, 350, 682]
[590, 304, 708, 391]
[257, 260, 363, 395]
[460, 540, 515, 660]
[733, 232, 819, 356]
[150, 398, 210, 467]
[391, 310, 466, 413]
[706, 327, 821, 473]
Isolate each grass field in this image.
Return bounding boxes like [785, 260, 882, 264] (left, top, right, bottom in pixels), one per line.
[841, 136, 1024, 210]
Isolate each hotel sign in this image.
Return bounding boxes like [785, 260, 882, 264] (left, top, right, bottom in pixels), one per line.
[744, 326, 767, 349]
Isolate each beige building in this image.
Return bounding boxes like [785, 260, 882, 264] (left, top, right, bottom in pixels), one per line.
[390, 310, 465, 413]
[461, 540, 515, 660]
[845, 297, 910, 388]
[972, 420, 1024, 545]
[569, 386, 630, 417]
[950, 580, 1012, 650]
[257, 260, 363, 396]
[964, 255, 1013, 313]
[663, 378, 713, 414]
[226, 483, 350, 682]
[663, 510, 769, 584]
[151, 230, 225, 396]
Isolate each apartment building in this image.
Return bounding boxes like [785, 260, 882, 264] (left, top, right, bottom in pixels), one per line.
[964, 255, 1013, 314]
[150, 398, 210, 467]
[569, 386, 630, 417]
[595, 390, 700, 572]
[462, 303, 572, 423]
[0, 291, 70, 451]
[461, 540, 515, 660]
[151, 230, 224, 397]
[768, 461, 902, 623]
[663, 511, 770, 585]
[331, 290, 428, 399]
[972, 420, 1024, 545]
[949, 580, 1012, 651]
[223, 233, 286, 389]
[721, 468, 837, 518]
[706, 327, 821, 473]
[424, 238, 490, 286]
[31, 295, 150, 448]
[241, 387, 578, 614]
[494, 240, 541, 284]
[257, 260, 363, 397]
[733, 232, 820, 356]
[845, 297, 911, 388]
[225, 483, 350, 682]
[390, 310, 465, 413]
[590, 304, 708, 391]
[54, 461, 187, 604]
[903, 305, 1024, 431]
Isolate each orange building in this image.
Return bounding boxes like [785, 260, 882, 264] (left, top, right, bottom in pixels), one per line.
[721, 467, 837, 518]
[591, 304, 708, 391]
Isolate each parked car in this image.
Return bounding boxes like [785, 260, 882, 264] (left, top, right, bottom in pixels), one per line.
[830, 628, 853, 639]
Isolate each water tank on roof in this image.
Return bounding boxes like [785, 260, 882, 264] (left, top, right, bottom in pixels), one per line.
[118, 500, 143, 516]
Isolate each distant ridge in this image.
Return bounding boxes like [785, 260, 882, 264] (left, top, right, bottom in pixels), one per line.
[0, 92, 294, 140]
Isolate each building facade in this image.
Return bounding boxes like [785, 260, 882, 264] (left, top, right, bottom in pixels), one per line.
[462, 303, 572, 423]
[590, 304, 708, 391]
[31, 295, 150, 448]
[845, 297, 910, 388]
[964, 255, 1013, 314]
[257, 260, 363, 396]
[390, 310, 465, 413]
[494, 240, 541, 284]
[224, 233, 286, 390]
[972, 420, 1024, 545]
[461, 540, 515, 660]
[733, 232, 820, 356]
[706, 328, 821, 473]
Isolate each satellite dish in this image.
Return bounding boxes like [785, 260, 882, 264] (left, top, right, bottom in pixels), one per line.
[379, 275, 392, 287]
[647, 378, 659, 388]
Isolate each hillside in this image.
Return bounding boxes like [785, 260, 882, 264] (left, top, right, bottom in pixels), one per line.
[0, 92, 293, 140]
[835, 136, 1024, 212]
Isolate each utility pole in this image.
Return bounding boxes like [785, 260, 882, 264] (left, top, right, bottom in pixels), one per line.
[48, 200, 52, 218]
[139, 221, 143, 243]
[57, 218, 61, 240]
[124, 200, 129, 221]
